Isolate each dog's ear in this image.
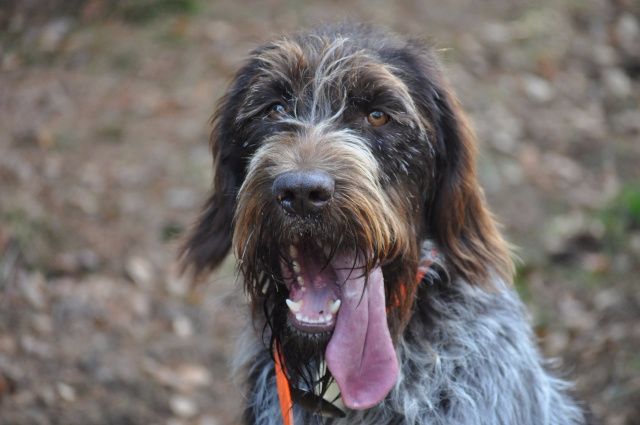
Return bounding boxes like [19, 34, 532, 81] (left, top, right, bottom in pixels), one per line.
[179, 100, 238, 276]
[424, 71, 513, 286]
[179, 64, 257, 276]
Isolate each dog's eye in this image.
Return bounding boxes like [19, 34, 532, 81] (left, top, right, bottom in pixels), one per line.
[366, 110, 389, 127]
[268, 103, 288, 119]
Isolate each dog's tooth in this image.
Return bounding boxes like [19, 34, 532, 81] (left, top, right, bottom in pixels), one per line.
[323, 245, 331, 257]
[324, 314, 333, 322]
[329, 299, 341, 314]
[261, 281, 270, 294]
[292, 261, 301, 274]
[286, 299, 302, 313]
[289, 245, 298, 258]
[297, 276, 305, 286]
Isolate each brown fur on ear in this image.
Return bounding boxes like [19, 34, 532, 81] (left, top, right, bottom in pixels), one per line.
[178, 55, 265, 277]
[427, 77, 514, 287]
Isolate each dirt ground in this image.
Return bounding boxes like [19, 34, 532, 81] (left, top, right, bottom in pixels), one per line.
[1, 0, 639, 424]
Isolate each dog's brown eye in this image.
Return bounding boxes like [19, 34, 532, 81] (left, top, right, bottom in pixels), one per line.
[366, 110, 389, 127]
[268, 103, 287, 119]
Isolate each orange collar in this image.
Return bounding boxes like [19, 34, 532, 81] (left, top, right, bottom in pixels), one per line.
[274, 252, 435, 424]
[274, 344, 294, 425]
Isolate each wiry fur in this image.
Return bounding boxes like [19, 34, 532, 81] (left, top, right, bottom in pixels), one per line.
[181, 23, 590, 425]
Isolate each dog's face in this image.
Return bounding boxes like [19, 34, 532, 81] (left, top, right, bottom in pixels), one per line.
[182, 25, 511, 410]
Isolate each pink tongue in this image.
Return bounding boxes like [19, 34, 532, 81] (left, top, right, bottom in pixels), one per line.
[325, 260, 399, 410]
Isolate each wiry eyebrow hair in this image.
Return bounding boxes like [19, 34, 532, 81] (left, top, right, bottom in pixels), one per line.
[235, 75, 293, 122]
[346, 62, 422, 127]
[235, 37, 426, 131]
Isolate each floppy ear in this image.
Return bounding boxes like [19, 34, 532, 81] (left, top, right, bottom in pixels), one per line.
[426, 73, 514, 286]
[179, 97, 239, 276]
[179, 60, 260, 276]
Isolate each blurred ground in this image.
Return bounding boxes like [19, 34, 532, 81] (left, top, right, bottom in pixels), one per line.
[0, 0, 639, 424]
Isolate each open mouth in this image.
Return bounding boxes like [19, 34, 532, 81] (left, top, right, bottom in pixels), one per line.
[278, 238, 400, 410]
[281, 241, 342, 333]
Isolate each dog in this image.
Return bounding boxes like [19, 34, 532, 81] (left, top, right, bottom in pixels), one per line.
[181, 23, 591, 425]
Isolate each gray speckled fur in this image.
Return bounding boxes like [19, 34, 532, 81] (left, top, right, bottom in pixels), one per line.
[232, 241, 588, 425]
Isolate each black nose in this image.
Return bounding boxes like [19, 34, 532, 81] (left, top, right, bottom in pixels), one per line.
[272, 170, 335, 216]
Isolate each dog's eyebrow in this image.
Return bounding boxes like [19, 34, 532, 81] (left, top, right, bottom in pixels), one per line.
[236, 76, 294, 122]
[339, 73, 421, 131]
[237, 39, 424, 130]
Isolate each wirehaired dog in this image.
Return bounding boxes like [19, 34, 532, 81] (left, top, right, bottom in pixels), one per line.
[181, 24, 590, 425]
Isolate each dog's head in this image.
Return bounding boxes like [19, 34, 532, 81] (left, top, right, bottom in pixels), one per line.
[181, 24, 512, 410]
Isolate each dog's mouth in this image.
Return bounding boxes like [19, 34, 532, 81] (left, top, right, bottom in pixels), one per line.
[279, 240, 399, 410]
[281, 242, 341, 333]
